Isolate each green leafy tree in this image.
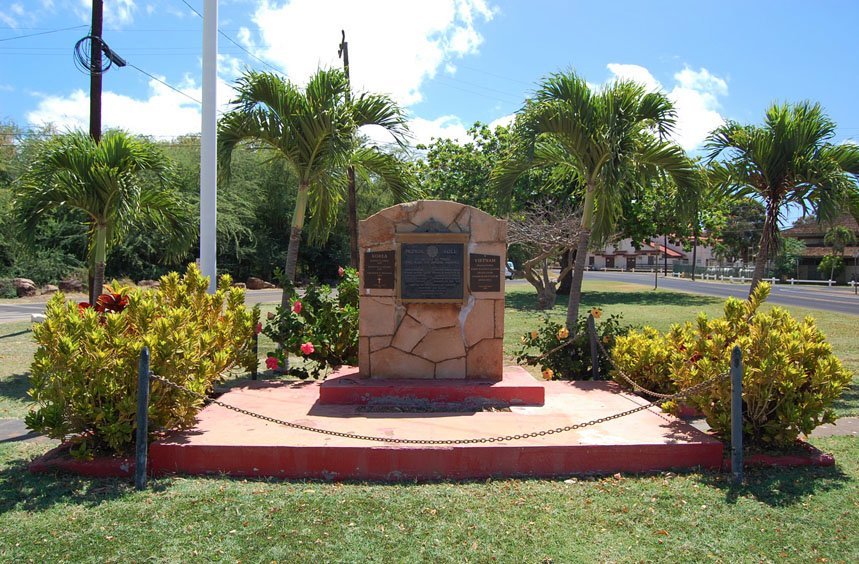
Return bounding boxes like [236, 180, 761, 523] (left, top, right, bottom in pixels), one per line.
[772, 236, 805, 278]
[823, 224, 856, 281]
[218, 69, 411, 307]
[714, 198, 766, 265]
[818, 254, 845, 280]
[15, 130, 192, 299]
[494, 71, 697, 330]
[706, 101, 859, 294]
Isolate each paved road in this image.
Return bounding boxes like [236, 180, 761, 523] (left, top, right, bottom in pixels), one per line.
[0, 302, 52, 324]
[584, 271, 859, 315]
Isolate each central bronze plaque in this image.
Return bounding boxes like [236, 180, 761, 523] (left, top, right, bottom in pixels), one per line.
[400, 242, 464, 300]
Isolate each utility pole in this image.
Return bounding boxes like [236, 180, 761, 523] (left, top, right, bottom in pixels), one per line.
[89, 0, 103, 144]
[338, 30, 359, 269]
[663, 234, 669, 276]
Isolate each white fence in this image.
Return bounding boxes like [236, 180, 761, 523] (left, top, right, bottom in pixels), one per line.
[700, 274, 838, 286]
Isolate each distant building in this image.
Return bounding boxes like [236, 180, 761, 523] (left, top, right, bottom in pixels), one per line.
[780, 214, 859, 282]
[587, 237, 719, 272]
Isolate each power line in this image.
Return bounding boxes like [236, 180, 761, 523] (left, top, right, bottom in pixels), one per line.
[177, 0, 282, 74]
[127, 63, 201, 104]
[0, 24, 87, 42]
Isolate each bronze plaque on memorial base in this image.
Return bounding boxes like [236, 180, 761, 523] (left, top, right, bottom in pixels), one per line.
[363, 250, 395, 289]
[469, 253, 501, 292]
[400, 243, 464, 300]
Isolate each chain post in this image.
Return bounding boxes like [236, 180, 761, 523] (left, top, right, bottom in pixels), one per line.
[135, 346, 151, 490]
[251, 331, 259, 380]
[730, 345, 744, 484]
[587, 313, 599, 379]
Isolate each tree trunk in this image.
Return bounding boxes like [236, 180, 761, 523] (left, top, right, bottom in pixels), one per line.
[92, 223, 107, 300]
[282, 181, 310, 308]
[749, 207, 776, 296]
[566, 184, 595, 333]
[347, 166, 359, 268]
[557, 249, 573, 295]
[537, 286, 557, 309]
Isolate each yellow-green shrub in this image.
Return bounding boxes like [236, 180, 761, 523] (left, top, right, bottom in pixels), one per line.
[613, 283, 852, 447]
[610, 326, 684, 395]
[26, 264, 258, 457]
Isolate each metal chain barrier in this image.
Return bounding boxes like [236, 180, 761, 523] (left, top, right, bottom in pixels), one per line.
[148, 371, 727, 445]
[590, 325, 707, 400]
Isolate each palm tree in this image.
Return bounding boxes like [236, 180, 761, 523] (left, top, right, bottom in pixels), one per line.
[823, 224, 857, 281]
[218, 69, 411, 308]
[706, 102, 859, 294]
[494, 71, 697, 331]
[16, 130, 190, 299]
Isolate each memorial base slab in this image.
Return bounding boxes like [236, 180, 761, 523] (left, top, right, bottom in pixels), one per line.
[148, 370, 724, 481]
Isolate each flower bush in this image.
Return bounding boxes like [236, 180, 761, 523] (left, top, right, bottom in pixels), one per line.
[515, 310, 631, 380]
[25, 264, 259, 458]
[611, 283, 853, 447]
[262, 267, 359, 379]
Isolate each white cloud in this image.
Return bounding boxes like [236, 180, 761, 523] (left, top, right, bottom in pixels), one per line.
[0, 11, 16, 27]
[606, 63, 661, 92]
[488, 113, 514, 131]
[409, 115, 470, 145]
[27, 79, 199, 138]
[25, 72, 241, 139]
[251, 0, 496, 106]
[606, 64, 728, 151]
[76, 0, 136, 26]
[669, 67, 727, 151]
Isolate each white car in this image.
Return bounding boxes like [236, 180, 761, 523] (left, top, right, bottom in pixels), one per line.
[505, 261, 515, 279]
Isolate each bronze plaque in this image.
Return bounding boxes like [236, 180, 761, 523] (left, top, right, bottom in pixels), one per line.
[363, 250, 395, 289]
[470, 254, 501, 292]
[401, 243, 463, 300]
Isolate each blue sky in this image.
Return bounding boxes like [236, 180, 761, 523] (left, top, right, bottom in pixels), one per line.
[1, 0, 857, 153]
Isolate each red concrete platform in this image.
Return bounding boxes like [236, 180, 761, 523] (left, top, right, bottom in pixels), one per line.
[318, 366, 545, 406]
[149, 370, 724, 481]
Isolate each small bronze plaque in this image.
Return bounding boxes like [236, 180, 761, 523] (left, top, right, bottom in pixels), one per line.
[401, 243, 464, 300]
[470, 254, 501, 292]
[363, 250, 395, 289]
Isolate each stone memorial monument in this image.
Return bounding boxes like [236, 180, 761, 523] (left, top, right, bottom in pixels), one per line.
[358, 200, 506, 380]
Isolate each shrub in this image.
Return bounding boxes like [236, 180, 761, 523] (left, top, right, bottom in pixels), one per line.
[612, 283, 853, 447]
[0, 278, 15, 299]
[515, 308, 631, 380]
[25, 264, 258, 458]
[609, 325, 684, 396]
[262, 267, 359, 380]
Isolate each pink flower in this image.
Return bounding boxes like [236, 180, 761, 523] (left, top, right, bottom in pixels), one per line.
[338, 266, 345, 277]
[265, 356, 279, 370]
[255, 322, 262, 335]
[292, 301, 302, 314]
[300, 342, 315, 355]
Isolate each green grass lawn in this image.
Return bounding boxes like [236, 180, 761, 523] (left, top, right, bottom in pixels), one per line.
[0, 437, 855, 561]
[0, 283, 857, 561]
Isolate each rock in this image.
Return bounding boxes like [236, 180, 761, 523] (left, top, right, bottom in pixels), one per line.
[231, 282, 247, 289]
[137, 279, 160, 288]
[58, 279, 85, 293]
[12, 278, 37, 297]
[246, 277, 275, 290]
[31, 313, 47, 323]
[41, 284, 59, 295]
